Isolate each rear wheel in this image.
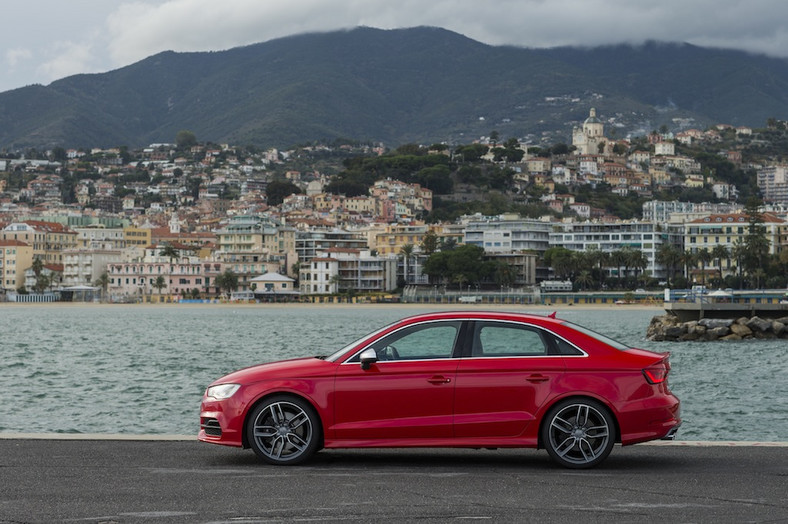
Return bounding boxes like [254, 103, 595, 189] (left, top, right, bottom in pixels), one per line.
[246, 395, 321, 465]
[542, 398, 615, 469]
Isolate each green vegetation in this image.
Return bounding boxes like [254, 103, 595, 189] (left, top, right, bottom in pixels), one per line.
[3, 28, 788, 150]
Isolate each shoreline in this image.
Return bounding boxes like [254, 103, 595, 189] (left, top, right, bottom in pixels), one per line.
[0, 301, 665, 311]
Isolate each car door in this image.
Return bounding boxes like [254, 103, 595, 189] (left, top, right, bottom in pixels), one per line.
[331, 320, 464, 441]
[453, 320, 566, 439]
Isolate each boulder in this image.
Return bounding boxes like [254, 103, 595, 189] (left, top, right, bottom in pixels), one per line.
[772, 321, 786, 336]
[746, 316, 773, 333]
[699, 318, 734, 329]
[720, 333, 742, 341]
[705, 326, 731, 340]
[665, 326, 686, 339]
[729, 323, 753, 337]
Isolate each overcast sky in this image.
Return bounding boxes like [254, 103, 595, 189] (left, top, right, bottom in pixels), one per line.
[3, 0, 788, 93]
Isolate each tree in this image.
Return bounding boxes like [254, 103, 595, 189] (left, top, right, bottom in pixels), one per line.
[742, 198, 770, 286]
[421, 230, 438, 256]
[32, 273, 50, 294]
[175, 130, 197, 149]
[216, 270, 239, 296]
[31, 257, 48, 293]
[696, 248, 712, 286]
[399, 244, 415, 286]
[158, 245, 180, 263]
[543, 247, 575, 280]
[656, 244, 682, 288]
[575, 270, 594, 291]
[493, 261, 517, 288]
[710, 245, 730, 286]
[266, 180, 302, 206]
[153, 275, 167, 296]
[681, 250, 697, 285]
[94, 272, 110, 302]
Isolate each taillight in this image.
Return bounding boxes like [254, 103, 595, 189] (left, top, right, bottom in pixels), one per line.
[643, 356, 670, 384]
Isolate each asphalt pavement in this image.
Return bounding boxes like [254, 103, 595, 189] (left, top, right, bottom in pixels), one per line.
[0, 438, 785, 523]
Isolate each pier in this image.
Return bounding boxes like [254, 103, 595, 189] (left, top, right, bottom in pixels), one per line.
[663, 288, 788, 322]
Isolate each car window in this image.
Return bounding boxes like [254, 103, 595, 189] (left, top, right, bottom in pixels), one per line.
[363, 321, 462, 361]
[473, 322, 548, 357]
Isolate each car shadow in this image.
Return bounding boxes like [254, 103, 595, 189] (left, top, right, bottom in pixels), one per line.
[202, 445, 687, 472]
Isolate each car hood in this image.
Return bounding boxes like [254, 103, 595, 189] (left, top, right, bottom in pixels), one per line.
[210, 356, 336, 386]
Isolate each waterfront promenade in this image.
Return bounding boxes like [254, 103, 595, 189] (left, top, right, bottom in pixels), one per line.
[0, 437, 785, 523]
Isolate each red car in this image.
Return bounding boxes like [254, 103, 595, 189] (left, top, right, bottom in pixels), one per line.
[199, 311, 680, 468]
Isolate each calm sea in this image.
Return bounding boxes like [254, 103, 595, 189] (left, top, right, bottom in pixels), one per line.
[1, 304, 785, 441]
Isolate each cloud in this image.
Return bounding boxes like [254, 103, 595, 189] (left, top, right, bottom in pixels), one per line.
[100, 0, 788, 72]
[5, 48, 32, 69]
[37, 40, 97, 82]
[2, 0, 788, 93]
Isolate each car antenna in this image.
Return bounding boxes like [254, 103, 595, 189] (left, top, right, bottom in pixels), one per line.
[548, 311, 557, 319]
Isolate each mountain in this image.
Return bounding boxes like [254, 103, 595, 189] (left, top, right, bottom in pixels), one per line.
[2, 26, 788, 151]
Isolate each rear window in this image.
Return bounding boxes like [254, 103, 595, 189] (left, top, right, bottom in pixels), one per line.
[561, 321, 631, 351]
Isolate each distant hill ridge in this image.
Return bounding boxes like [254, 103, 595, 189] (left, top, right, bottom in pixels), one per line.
[2, 26, 788, 150]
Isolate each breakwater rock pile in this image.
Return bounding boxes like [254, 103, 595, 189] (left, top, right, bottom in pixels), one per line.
[647, 314, 788, 341]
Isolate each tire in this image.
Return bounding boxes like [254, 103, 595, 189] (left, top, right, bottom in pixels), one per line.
[246, 395, 321, 465]
[541, 398, 615, 469]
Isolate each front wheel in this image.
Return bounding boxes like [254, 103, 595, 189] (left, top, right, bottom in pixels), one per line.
[542, 398, 615, 469]
[246, 395, 321, 465]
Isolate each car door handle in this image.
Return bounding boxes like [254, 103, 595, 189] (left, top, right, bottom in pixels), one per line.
[526, 374, 550, 383]
[427, 376, 452, 384]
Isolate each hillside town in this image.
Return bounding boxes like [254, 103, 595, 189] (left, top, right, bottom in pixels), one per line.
[1, 109, 788, 303]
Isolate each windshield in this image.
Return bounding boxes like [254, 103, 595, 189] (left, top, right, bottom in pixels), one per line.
[561, 321, 631, 351]
[324, 320, 400, 362]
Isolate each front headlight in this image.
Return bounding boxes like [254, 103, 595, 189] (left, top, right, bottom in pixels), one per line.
[206, 383, 240, 399]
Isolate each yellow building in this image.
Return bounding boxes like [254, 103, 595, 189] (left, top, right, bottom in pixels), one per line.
[0, 240, 34, 291]
[123, 226, 153, 248]
[0, 221, 77, 264]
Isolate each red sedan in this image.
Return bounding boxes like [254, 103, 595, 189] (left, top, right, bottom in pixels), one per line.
[199, 311, 680, 468]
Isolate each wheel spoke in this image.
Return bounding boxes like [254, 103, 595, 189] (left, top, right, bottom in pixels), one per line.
[551, 416, 573, 433]
[254, 425, 277, 438]
[554, 436, 577, 457]
[577, 438, 596, 461]
[289, 412, 309, 430]
[576, 405, 589, 426]
[286, 433, 307, 451]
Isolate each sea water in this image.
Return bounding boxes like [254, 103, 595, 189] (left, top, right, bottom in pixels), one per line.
[1, 304, 785, 441]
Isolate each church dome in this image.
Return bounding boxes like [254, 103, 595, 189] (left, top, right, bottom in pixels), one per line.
[584, 108, 602, 124]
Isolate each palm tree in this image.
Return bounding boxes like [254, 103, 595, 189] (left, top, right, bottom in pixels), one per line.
[610, 249, 628, 288]
[696, 248, 712, 286]
[731, 239, 747, 288]
[627, 249, 649, 289]
[710, 245, 730, 286]
[681, 250, 697, 285]
[399, 244, 415, 286]
[575, 270, 593, 291]
[656, 244, 682, 288]
[158, 245, 180, 263]
[153, 275, 167, 297]
[94, 272, 110, 303]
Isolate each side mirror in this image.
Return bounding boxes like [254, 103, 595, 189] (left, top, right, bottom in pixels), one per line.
[359, 348, 378, 370]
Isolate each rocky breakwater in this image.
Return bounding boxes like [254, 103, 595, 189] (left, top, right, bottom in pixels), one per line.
[647, 314, 788, 342]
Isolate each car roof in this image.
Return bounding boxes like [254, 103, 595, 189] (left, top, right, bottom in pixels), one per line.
[396, 310, 566, 328]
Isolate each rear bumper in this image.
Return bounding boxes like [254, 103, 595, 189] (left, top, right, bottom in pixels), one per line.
[619, 394, 681, 445]
[661, 422, 681, 440]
